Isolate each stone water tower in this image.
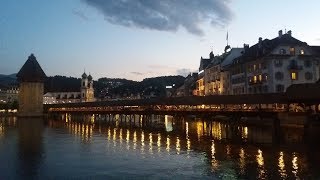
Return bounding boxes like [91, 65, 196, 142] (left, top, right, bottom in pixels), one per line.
[16, 54, 46, 117]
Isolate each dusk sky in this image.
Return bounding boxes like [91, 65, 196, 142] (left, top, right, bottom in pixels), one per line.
[1, 0, 319, 81]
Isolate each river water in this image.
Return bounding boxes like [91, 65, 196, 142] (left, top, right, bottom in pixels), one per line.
[0, 114, 320, 179]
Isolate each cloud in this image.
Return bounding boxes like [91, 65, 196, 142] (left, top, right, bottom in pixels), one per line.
[72, 9, 89, 21]
[83, 0, 233, 36]
[130, 72, 144, 75]
[176, 68, 192, 77]
[148, 64, 172, 69]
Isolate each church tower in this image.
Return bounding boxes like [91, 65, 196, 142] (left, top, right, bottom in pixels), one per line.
[80, 72, 94, 102]
[16, 54, 46, 117]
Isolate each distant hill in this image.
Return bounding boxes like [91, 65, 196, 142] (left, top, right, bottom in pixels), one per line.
[0, 74, 18, 88]
[0, 73, 186, 98]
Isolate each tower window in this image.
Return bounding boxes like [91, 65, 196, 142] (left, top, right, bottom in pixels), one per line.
[83, 82, 85, 87]
[82, 93, 85, 97]
[300, 49, 305, 55]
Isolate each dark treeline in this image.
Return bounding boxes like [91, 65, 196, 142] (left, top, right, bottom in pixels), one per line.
[1, 74, 185, 98]
[42, 75, 185, 98]
[44, 76, 81, 93]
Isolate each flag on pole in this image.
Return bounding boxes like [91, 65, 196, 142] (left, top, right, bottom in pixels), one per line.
[226, 31, 229, 45]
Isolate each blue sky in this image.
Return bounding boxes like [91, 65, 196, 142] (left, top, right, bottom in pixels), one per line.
[1, 0, 320, 81]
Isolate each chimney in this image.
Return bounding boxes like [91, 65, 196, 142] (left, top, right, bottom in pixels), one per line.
[287, 30, 292, 36]
[209, 51, 214, 60]
[258, 37, 262, 48]
[278, 30, 283, 38]
[243, 44, 249, 51]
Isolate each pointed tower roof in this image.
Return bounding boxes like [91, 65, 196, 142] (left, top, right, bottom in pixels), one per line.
[16, 54, 46, 82]
[82, 72, 88, 79]
[88, 74, 93, 81]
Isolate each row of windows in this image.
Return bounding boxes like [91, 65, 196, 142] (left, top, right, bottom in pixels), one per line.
[274, 59, 312, 68]
[279, 48, 304, 55]
[247, 62, 267, 72]
[248, 74, 268, 84]
[275, 71, 313, 81]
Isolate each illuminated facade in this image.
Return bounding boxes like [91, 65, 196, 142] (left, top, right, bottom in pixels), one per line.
[195, 30, 320, 95]
[80, 72, 95, 102]
[232, 30, 320, 94]
[44, 72, 95, 104]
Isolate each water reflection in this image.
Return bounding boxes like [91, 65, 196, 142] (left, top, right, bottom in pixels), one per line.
[0, 114, 319, 179]
[211, 140, 218, 171]
[292, 153, 299, 178]
[278, 151, 287, 178]
[256, 149, 266, 179]
[17, 118, 44, 179]
[239, 148, 245, 174]
[57, 113, 320, 179]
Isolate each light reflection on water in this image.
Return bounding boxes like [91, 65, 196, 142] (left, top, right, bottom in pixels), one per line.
[0, 115, 319, 179]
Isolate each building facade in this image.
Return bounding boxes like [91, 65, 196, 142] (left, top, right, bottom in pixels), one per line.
[231, 30, 320, 94]
[44, 72, 95, 104]
[194, 30, 320, 96]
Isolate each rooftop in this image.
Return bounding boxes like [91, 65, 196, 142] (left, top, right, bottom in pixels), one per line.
[16, 54, 47, 82]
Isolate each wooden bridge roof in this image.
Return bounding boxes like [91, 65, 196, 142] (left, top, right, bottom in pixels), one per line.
[45, 93, 288, 109]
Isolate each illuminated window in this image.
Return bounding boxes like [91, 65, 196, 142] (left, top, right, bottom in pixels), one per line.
[290, 47, 295, 55]
[254, 76, 257, 83]
[258, 74, 262, 82]
[291, 72, 297, 80]
[253, 64, 257, 71]
[300, 49, 304, 55]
